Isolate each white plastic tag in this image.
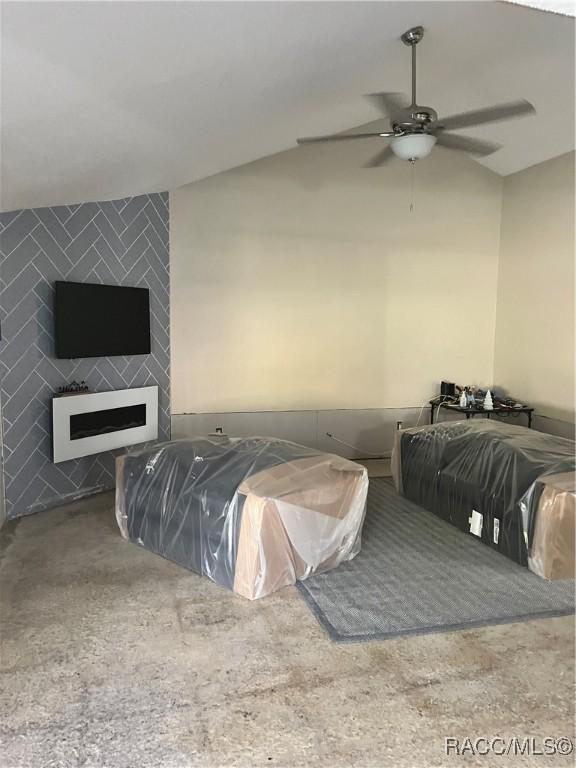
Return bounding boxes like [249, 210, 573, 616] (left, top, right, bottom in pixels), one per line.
[493, 518, 500, 544]
[469, 510, 483, 537]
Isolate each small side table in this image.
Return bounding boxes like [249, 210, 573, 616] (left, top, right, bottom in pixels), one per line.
[430, 401, 534, 429]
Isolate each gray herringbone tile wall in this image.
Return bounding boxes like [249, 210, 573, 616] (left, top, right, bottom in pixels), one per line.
[0, 193, 170, 519]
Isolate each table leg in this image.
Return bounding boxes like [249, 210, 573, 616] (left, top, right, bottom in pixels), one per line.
[430, 404, 435, 425]
[528, 412, 532, 429]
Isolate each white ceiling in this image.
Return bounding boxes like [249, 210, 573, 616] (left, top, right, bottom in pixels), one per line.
[503, 0, 576, 15]
[1, 1, 574, 211]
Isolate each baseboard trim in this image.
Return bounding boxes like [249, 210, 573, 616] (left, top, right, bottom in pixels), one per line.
[531, 414, 575, 441]
[171, 407, 434, 460]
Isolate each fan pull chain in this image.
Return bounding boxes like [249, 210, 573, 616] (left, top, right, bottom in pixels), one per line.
[409, 158, 416, 213]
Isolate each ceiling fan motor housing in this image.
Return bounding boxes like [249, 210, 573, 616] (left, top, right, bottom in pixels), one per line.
[392, 105, 438, 133]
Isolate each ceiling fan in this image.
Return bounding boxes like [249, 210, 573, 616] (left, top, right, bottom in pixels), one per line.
[296, 26, 536, 167]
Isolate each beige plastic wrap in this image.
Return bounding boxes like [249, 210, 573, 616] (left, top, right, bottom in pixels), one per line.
[234, 456, 367, 599]
[526, 472, 575, 580]
[115, 437, 368, 599]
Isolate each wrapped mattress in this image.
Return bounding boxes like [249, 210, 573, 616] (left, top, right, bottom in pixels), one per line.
[392, 420, 575, 576]
[116, 436, 368, 599]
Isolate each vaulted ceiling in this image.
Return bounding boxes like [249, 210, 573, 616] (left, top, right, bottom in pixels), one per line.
[1, 1, 574, 211]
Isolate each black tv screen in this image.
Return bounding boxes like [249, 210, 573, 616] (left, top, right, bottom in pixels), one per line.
[54, 281, 151, 358]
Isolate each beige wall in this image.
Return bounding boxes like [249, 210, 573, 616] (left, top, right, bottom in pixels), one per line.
[494, 152, 575, 427]
[170, 143, 503, 414]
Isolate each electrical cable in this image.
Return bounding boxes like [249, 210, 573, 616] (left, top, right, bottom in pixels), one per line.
[415, 394, 456, 427]
[328, 392, 455, 456]
[325, 433, 385, 457]
[415, 401, 427, 427]
[415, 395, 439, 427]
[434, 396, 453, 423]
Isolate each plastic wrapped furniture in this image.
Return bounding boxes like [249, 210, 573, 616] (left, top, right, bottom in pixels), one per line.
[116, 437, 368, 599]
[392, 420, 575, 575]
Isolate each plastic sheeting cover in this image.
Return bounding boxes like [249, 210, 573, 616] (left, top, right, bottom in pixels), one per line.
[116, 436, 368, 599]
[520, 470, 575, 580]
[391, 420, 575, 572]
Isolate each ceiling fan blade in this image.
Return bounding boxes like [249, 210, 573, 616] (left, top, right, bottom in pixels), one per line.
[364, 92, 409, 118]
[435, 133, 501, 156]
[364, 145, 395, 168]
[433, 99, 535, 132]
[297, 132, 394, 145]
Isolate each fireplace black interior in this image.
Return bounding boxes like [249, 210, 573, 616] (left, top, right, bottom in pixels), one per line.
[70, 404, 147, 440]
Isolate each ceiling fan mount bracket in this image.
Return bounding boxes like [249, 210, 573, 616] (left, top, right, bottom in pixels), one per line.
[400, 26, 424, 47]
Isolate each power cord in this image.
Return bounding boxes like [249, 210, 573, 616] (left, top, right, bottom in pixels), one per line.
[327, 394, 454, 456]
[433, 395, 456, 423]
[325, 433, 386, 458]
[415, 395, 439, 427]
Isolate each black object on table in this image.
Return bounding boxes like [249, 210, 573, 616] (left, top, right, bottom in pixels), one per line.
[430, 400, 534, 429]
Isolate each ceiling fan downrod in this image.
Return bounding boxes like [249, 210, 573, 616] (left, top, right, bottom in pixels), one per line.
[401, 26, 424, 108]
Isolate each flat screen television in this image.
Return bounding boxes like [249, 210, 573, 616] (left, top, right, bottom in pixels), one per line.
[54, 281, 151, 359]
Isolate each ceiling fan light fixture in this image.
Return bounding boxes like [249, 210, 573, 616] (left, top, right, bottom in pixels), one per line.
[391, 133, 437, 161]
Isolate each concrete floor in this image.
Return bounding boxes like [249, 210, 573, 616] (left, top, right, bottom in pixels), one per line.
[1, 490, 574, 768]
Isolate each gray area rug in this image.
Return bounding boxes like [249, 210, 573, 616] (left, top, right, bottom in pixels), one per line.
[298, 478, 575, 642]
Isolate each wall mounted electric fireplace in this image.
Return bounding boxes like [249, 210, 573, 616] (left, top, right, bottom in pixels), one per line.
[52, 386, 158, 463]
